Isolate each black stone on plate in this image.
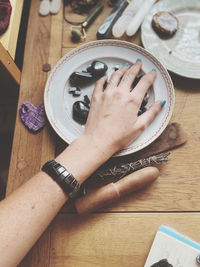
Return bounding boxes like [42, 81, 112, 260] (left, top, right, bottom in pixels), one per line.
[141, 93, 150, 107]
[73, 101, 89, 124]
[103, 80, 108, 90]
[131, 72, 144, 90]
[137, 107, 147, 116]
[84, 95, 90, 106]
[87, 60, 108, 78]
[73, 88, 82, 97]
[69, 71, 94, 87]
[114, 64, 120, 71]
[68, 87, 77, 93]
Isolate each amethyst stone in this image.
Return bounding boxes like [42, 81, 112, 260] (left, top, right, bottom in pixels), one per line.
[20, 102, 46, 133]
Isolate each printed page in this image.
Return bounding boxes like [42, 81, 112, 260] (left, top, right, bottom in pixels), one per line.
[144, 225, 200, 267]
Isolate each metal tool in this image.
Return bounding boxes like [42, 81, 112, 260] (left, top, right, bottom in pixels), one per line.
[70, 3, 104, 42]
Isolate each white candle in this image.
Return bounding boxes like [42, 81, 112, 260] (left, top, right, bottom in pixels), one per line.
[112, 0, 143, 38]
[126, 0, 156, 36]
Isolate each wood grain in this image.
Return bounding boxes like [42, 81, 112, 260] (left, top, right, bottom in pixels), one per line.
[6, 1, 63, 266]
[6, 0, 200, 266]
[49, 213, 200, 267]
[0, 42, 21, 84]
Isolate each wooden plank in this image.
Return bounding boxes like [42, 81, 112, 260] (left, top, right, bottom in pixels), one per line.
[40, 0, 64, 168]
[49, 213, 200, 266]
[6, 1, 51, 194]
[0, 0, 24, 58]
[0, 42, 21, 84]
[6, 1, 63, 265]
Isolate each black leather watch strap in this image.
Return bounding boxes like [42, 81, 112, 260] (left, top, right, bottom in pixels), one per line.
[42, 160, 82, 199]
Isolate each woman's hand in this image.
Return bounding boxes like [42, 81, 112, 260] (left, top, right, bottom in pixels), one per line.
[57, 60, 165, 184]
[83, 60, 164, 155]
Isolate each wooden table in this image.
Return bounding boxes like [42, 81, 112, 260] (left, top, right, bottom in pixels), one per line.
[6, 1, 200, 266]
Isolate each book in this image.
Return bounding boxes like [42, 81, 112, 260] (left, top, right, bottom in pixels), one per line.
[144, 225, 200, 267]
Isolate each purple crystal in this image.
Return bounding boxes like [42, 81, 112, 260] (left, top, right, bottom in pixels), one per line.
[19, 102, 46, 133]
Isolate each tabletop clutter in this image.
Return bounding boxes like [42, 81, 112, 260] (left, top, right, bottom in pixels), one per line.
[16, 0, 200, 266]
[27, 1, 186, 213]
[18, 1, 185, 194]
[21, 0, 184, 206]
[64, 0, 179, 41]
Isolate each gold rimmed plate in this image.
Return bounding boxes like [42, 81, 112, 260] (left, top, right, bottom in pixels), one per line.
[44, 40, 174, 156]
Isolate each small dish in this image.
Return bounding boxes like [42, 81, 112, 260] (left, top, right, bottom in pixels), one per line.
[141, 0, 200, 79]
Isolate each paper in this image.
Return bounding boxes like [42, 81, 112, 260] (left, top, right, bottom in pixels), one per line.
[144, 225, 200, 267]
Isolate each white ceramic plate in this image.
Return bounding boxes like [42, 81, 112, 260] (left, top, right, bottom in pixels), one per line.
[44, 40, 174, 156]
[141, 0, 200, 79]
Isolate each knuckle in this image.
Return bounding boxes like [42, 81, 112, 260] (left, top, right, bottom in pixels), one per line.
[91, 93, 98, 103]
[129, 95, 139, 105]
[95, 79, 102, 87]
[113, 90, 122, 99]
[104, 89, 113, 98]
[129, 66, 140, 76]
[113, 70, 123, 78]
[139, 122, 146, 132]
[152, 105, 160, 116]
[142, 76, 153, 87]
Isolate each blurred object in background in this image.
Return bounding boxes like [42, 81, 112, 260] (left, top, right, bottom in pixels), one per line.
[112, 0, 142, 38]
[0, 0, 12, 35]
[126, 0, 156, 36]
[97, 0, 128, 39]
[66, 0, 99, 14]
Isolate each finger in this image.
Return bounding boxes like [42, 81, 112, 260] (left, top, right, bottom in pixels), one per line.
[106, 65, 129, 90]
[131, 69, 157, 105]
[91, 76, 108, 104]
[93, 76, 108, 94]
[134, 100, 162, 133]
[119, 59, 142, 89]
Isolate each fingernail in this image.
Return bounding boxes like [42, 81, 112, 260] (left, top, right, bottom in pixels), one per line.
[161, 100, 166, 108]
[124, 62, 129, 66]
[152, 68, 157, 71]
[136, 58, 142, 62]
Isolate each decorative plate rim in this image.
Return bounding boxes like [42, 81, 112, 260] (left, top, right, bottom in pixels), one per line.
[141, 0, 200, 79]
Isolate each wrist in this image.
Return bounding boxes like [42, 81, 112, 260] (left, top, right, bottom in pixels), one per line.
[55, 134, 114, 184]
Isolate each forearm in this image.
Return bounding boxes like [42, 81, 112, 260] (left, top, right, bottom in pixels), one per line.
[0, 171, 67, 267]
[0, 135, 113, 267]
